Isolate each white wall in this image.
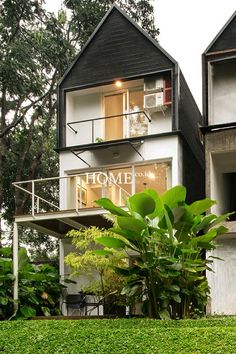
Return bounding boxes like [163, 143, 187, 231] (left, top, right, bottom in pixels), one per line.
[149, 107, 172, 134]
[59, 136, 182, 210]
[210, 150, 236, 215]
[66, 92, 102, 146]
[60, 135, 181, 182]
[210, 61, 236, 125]
[207, 236, 236, 315]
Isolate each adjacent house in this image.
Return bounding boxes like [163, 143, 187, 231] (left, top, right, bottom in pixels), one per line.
[13, 4, 204, 315]
[202, 11, 236, 315]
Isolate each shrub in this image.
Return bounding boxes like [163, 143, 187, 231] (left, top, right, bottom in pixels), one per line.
[0, 246, 63, 320]
[0, 247, 15, 320]
[65, 227, 129, 314]
[95, 185, 230, 319]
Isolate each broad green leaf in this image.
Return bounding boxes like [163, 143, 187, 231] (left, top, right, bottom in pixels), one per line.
[92, 249, 113, 256]
[0, 257, 12, 263]
[95, 198, 129, 216]
[41, 306, 51, 316]
[192, 230, 217, 244]
[117, 216, 147, 234]
[0, 247, 12, 257]
[143, 189, 164, 218]
[181, 248, 198, 255]
[0, 296, 8, 305]
[207, 213, 232, 230]
[20, 305, 36, 318]
[171, 294, 181, 303]
[121, 284, 140, 297]
[159, 309, 171, 320]
[208, 255, 223, 261]
[109, 227, 142, 247]
[0, 273, 15, 281]
[96, 236, 126, 249]
[169, 285, 180, 292]
[214, 225, 228, 236]
[161, 185, 186, 209]
[192, 214, 217, 233]
[28, 294, 39, 305]
[114, 266, 143, 276]
[188, 198, 216, 215]
[127, 192, 156, 218]
[162, 205, 174, 237]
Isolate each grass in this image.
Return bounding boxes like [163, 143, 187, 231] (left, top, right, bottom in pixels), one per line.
[1, 317, 236, 353]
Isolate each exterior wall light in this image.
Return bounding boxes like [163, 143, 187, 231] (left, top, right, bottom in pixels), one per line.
[115, 80, 122, 88]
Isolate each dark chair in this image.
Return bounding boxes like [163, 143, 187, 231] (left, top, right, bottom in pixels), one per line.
[61, 291, 86, 315]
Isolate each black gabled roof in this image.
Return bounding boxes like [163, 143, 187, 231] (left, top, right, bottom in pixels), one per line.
[59, 3, 177, 90]
[204, 11, 236, 54]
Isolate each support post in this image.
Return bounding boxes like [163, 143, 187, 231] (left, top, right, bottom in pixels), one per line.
[59, 239, 67, 316]
[13, 222, 19, 311]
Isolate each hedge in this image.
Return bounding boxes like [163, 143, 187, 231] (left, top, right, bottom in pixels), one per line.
[0, 317, 236, 353]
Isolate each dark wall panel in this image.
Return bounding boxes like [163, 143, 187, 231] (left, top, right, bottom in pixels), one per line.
[179, 72, 204, 169]
[60, 9, 174, 89]
[208, 15, 236, 52]
[182, 140, 205, 203]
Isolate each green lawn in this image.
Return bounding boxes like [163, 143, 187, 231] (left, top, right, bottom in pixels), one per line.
[1, 317, 236, 353]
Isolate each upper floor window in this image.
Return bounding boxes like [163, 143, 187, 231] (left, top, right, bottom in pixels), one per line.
[209, 59, 236, 125]
[65, 75, 172, 147]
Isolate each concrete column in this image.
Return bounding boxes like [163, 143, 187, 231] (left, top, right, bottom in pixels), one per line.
[13, 222, 19, 311]
[59, 239, 67, 315]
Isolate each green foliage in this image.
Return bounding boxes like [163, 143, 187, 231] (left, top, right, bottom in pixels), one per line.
[0, 246, 63, 320]
[65, 227, 129, 312]
[0, 247, 14, 320]
[1, 318, 236, 353]
[1, 0, 158, 261]
[95, 186, 230, 319]
[65, 0, 159, 47]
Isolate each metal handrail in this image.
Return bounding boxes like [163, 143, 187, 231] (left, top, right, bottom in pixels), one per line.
[13, 171, 132, 217]
[67, 110, 151, 135]
[13, 183, 60, 214]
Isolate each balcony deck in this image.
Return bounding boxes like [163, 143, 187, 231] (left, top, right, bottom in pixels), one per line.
[14, 207, 113, 238]
[13, 172, 130, 237]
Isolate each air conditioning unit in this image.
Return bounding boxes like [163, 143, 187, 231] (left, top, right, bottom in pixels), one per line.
[144, 78, 163, 92]
[144, 92, 164, 112]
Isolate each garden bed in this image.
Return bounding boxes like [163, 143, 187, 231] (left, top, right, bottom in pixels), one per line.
[1, 317, 236, 353]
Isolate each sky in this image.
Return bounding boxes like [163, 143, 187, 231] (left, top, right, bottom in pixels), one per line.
[45, 0, 236, 110]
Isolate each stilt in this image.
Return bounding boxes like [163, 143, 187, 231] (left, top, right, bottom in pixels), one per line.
[59, 239, 66, 315]
[13, 222, 19, 311]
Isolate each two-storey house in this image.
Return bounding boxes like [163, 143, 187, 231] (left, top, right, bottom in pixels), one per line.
[13, 4, 204, 315]
[202, 11, 236, 315]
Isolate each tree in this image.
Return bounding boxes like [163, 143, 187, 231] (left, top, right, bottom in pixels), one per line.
[95, 186, 230, 319]
[0, 0, 159, 255]
[65, 226, 128, 314]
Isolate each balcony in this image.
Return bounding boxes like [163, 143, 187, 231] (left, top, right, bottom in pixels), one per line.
[13, 172, 131, 218]
[65, 78, 172, 148]
[13, 162, 170, 235]
[67, 111, 151, 145]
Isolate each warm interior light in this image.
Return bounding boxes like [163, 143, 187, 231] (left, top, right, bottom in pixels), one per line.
[115, 80, 122, 88]
[148, 172, 155, 179]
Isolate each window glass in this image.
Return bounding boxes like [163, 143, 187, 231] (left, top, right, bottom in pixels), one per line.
[108, 167, 132, 206]
[135, 162, 170, 194]
[129, 88, 147, 137]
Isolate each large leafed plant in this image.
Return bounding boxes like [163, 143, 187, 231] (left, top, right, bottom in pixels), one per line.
[95, 186, 229, 319]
